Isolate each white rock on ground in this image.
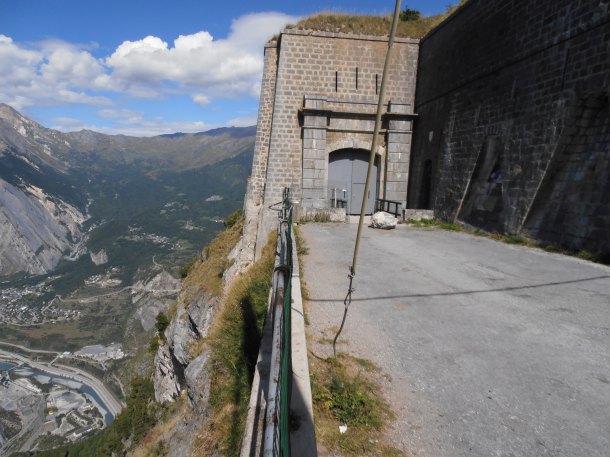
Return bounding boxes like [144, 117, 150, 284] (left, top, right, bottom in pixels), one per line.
[370, 211, 397, 229]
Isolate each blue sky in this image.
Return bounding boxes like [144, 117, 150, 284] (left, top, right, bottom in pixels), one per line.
[0, 0, 450, 136]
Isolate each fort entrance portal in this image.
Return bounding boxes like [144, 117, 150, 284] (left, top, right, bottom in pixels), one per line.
[328, 148, 380, 215]
[299, 95, 414, 217]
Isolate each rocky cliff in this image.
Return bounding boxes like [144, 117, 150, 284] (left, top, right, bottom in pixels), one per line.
[145, 215, 251, 456]
[0, 177, 87, 275]
[152, 286, 217, 404]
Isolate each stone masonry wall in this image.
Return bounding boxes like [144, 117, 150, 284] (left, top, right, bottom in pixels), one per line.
[250, 29, 419, 258]
[409, 0, 610, 255]
[240, 41, 278, 266]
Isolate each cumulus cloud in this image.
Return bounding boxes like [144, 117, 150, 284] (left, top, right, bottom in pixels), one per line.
[192, 94, 211, 106]
[0, 11, 298, 132]
[104, 12, 297, 97]
[49, 116, 84, 127]
[0, 35, 112, 109]
[226, 115, 258, 127]
[49, 113, 210, 137]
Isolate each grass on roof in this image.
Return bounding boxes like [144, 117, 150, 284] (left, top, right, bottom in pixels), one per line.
[288, 2, 466, 39]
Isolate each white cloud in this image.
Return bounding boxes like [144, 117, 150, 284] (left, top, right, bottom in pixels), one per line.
[226, 115, 258, 127]
[39, 42, 105, 89]
[103, 13, 298, 96]
[228, 12, 297, 52]
[49, 116, 83, 126]
[192, 94, 211, 106]
[0, 11, 298, 133]
[48, 117, 208, 137]
[0, 35, 112, 109]
[97, 108, 143, 119]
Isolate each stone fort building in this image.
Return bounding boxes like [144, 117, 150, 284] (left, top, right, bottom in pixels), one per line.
[242, 0, 609, 264]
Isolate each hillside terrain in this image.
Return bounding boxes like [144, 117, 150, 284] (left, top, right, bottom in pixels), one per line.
[0, 104, 255, 454]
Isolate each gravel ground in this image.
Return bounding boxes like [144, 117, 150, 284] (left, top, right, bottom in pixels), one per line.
[299, 223, 610, 457]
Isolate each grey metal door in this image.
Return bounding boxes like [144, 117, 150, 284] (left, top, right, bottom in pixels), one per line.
[328, 149, 378, 215]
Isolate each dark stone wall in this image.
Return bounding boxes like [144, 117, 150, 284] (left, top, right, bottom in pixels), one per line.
[409, 0, 610, 255]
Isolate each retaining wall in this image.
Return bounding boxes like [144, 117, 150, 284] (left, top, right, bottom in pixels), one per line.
[409, 0, 610, 254]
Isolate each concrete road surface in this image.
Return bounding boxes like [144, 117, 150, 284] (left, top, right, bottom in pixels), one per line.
[300, 223, 610, 457]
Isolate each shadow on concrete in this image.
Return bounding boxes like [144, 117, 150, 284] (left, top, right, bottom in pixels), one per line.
[307, 275, 610, 302]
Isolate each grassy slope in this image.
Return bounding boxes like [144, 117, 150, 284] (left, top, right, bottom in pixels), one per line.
[289, 2, 467, 39]
[127, 215, 277, 457]
[192, 232, 277, 456]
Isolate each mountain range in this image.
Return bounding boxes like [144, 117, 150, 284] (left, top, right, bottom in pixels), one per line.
[0, 103, 255, 278]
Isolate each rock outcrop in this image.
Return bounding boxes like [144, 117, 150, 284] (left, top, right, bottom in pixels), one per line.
[0, 177, 86, 276]
[152, 284, 217, 404]
[132, 270, 181, 332]
[152, 344, 182, 403]
[184, 353, 210, 413]
[89, 249, 108, 265]
[148, 223, 248, 456]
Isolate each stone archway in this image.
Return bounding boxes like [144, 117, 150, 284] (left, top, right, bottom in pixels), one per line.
[300, 95, 413, 212]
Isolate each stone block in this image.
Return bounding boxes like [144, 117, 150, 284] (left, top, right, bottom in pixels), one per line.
[388, 152, 409, 163]
[388, 102, 412, 114]
[404, 209, 435, 221]
[303, 149, 326, 160]
[302, 168, 315, 179]
[385, 181, 408, 192]
[303, 114, 327, 127]
[389, 119, 412, 131]
[313, 178, 326, 188]
[303, 138, 323, 149]
[387, 172, 407, 182]
[385, 191, 406, 202]
[388, 142, 409, 153]
[303, 159, 316, 169]
[315, 159, 327, 169]
[386, 162, 409, 173]
[302, 178, 314, 189]
[301, 188, 315, 199]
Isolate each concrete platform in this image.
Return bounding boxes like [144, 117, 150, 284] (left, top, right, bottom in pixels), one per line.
[300, 223, 610, 457]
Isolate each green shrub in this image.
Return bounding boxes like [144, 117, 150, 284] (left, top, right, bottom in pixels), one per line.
[155, 312, 170, 337]
[149, 338, 160, 353]
[400, 7, 421, 21]
[224, 209, 243, 228]
[313, 358, 382, 429]
[179, 256, 198, 278]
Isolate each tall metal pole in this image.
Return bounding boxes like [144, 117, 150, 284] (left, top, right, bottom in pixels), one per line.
[351, 0, 402, 276]
[334, 0, 403, 356]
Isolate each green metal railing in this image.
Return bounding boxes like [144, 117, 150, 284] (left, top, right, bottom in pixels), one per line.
[266, 187, 293, 456]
